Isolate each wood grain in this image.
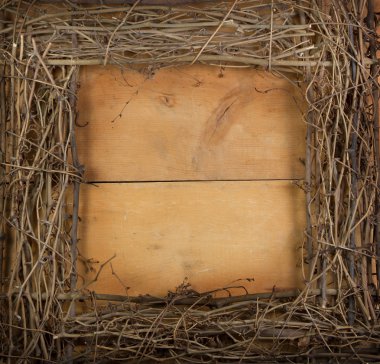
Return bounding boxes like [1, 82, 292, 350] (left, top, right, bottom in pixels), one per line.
[78, 181, 305, 296]
[77, 65, 305, 182]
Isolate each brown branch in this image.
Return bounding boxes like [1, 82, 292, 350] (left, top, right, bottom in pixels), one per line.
[366, 0, 380, 296]
[37, 0, 217, 4]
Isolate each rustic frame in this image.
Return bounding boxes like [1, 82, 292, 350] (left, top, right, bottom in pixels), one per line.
[0, 0, 379, 362]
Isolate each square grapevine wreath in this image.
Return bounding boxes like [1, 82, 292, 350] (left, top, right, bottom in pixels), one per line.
[0, 0, 379, 362]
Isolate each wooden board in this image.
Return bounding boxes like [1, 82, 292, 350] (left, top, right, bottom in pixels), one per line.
[78, 181, 305, 296]
[77, 65, 305, 182]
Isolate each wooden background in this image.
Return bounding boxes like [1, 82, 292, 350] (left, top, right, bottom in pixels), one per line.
[76, 65, 307, 296]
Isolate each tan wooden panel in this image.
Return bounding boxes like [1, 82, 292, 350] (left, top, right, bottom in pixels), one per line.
[77, 65, 305, 181]
[78, 181, 305, 296]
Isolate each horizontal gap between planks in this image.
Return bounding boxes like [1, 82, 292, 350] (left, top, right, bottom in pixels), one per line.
[85, 178, 303, 184]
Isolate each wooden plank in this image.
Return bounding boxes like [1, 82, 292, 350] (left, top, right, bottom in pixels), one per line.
[77, 65, 305, 182]
[77, 181, 305, 296]
[376, 0, 380, 12]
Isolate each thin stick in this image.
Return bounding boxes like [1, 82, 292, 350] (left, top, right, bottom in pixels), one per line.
[347, 22, 358, 326]
[299, 4, 314, 283]
[0, 10, 5, 294]
[8, 57, 338, 68]
[103, 0, 141, 66]
[191, 0, 239, 65]
[366, 0, 380, 295]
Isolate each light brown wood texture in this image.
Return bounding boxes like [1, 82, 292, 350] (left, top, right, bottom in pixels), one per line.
[375, 0, 380, 12]
[78, 181, 305, 296]
[77, 65, 305, 182]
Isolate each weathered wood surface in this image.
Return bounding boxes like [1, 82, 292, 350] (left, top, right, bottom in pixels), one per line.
[77, 65, 305, 182]
[78, 181, 305, 296]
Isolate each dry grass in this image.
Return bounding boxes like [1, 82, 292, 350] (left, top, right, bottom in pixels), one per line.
[0, 0, 379, 362]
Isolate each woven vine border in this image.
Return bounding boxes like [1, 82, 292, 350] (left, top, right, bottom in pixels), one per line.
[0, 0, 379, 362]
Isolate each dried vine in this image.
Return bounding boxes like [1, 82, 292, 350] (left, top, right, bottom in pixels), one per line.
[0, 0, 379, 362]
